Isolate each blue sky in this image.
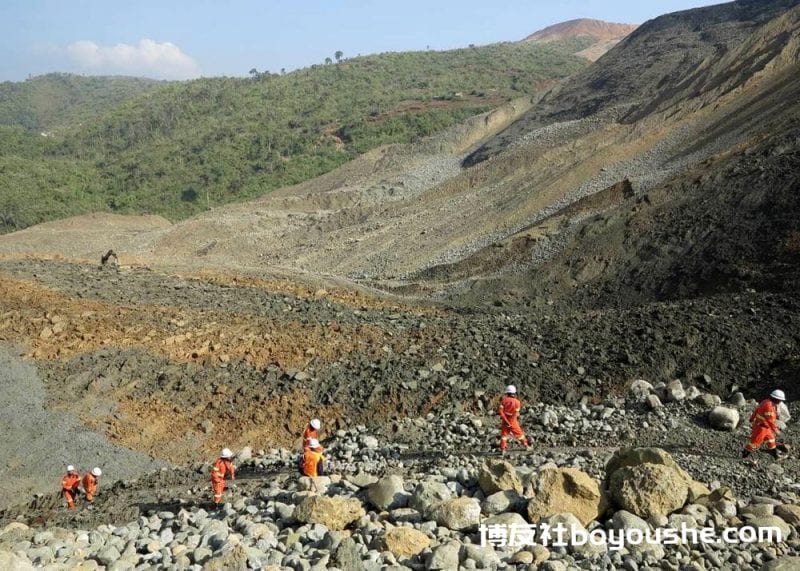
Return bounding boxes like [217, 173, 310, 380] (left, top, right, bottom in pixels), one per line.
[0, 0, 722, 81]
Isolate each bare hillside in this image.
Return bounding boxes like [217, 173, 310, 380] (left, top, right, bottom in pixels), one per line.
[523, 18, 638, 61]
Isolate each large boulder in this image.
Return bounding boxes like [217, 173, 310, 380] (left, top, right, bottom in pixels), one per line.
[383, 527, 431, 558]
[526, 467, 607, 526]
[609, 510, 665, 558]
[604, 447, 691, 484]
[0, 552, 34, 571]
[409, 481, 452, 516]
[294, 495, 365, 530]
[776, 504, 800, 526]
[481, 490, 527, 515]
[478, 459, 523, 495]
[367, 475, 408, 511]
[429, 497, 481, 531]
[604, 447, 693, 519]
[426, 541, 461, 570]
[609, 463, 689, 518]
[742, 515, 792, 541]
[708, 407, 740, 431]
[665, 380, 686, 402]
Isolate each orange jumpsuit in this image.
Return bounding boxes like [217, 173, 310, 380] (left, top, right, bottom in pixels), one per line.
[301, 448, 325, 477]
[62, 473, 81, 509]
[210, 458, 236, 504]
[302, 425, 319, 450]
[498, 395, 529, 451]
[746, 399, 779, 452]
[82, 473, 98, 502]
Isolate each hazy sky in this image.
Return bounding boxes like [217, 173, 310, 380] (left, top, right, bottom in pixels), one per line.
[0, 0, 723, 81]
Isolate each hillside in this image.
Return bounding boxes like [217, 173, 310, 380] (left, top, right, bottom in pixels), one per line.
[0, 73, 165, 131]
[523, 18, 638, 61]
[0, 42, 589, 234]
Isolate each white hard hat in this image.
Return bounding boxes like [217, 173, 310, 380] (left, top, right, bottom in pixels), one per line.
[506, 385, 517, 394]
[771, 389, 786, 401]
[221, 448, 233, 459]
[307, 438, 320, 449]
[310, 418, 321, 430]
[92, 467, 102, 477]
[66, 465, 75, 472]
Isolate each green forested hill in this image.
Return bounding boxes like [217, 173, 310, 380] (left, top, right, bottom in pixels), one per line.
[0, 73, 166, 131]
[0, 41, 591, 233]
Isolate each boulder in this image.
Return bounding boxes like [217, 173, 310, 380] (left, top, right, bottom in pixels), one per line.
[429, 497, 481, 531]
[383, 527, 430, 558]
[526, 467, 607, 526]
[334, 537, 365, 571]
[0, 551, 34, 571]
[294, 496, 365, 531]
[202, 544, 249, 571]
[776, 504, 800, 526]
[426, 540, 461, 570]
[409, 481, 452, 516]
[699, 393, 722, 407]
[665, 380, 686, 402]
[609, 463, 689, 518]
[604, 447, 691, 486]
[347, 472, 379, 489]
[728, 392, 746, 407]
[764, 557, 800, 570]
[687, 480, 712, 503]
[484, 512, 528, 529]
[742, 515, 791, 541]
[463, 543, 500, 567]
[628, 379, 653, 399]
[609, 510, 665, 558]
[478, 459, 523, 495]
[481, 490, 527, 515]
[368, 475, 408, 511]
[646, 394, 662, 410]
[708, 407, 740, 431]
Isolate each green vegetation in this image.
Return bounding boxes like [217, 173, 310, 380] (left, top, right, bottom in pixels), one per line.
[0, 42, 590, 233]
[0, 73, 165, 132]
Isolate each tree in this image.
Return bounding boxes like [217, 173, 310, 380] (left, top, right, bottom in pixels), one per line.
[281, 68, 286, 75]
[248, 68, 259, 79]
[334, 50, 343, 62]
[325, 57, 332, 65]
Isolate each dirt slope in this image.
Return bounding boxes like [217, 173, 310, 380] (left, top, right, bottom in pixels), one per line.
[523, 18, 637, 60]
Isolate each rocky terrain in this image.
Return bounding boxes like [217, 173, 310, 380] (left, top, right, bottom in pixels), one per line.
[0, 0, 799, 569]
[522, 19, 638, 61]
[2, 382, 800, 570]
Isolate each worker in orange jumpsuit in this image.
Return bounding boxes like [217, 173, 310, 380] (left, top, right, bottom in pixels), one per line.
[211, 448, 236, 505]
[300, 438, 326, 477]
[744, 389, 785, 460]
[82, 467, 102, 503]
[62, 465, 81, 509]
[498, 384, 530, 454]
[303, 418, 321, 450]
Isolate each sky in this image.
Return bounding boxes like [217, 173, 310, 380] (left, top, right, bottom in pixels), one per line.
[0, 0, 724, 82]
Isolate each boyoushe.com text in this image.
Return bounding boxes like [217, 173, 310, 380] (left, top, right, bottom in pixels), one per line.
[479, 522, 784, 550]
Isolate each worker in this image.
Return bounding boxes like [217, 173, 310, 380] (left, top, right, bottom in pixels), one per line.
[498, 384, 530, 454]
[303, 418, 321, 450]
[82, 467, 102, 503]
[211, 448, 236, 505]
[62, 465, 81, 509]
[744, 389, 786, 461]
[300, 438, 325, 477]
